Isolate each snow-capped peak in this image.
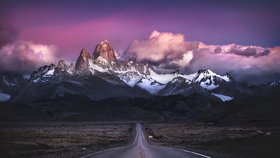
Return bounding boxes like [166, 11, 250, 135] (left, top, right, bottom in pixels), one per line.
[192, 69, 231, 90]
[194, 69, 231, 82]
[30, 64, 56, 83]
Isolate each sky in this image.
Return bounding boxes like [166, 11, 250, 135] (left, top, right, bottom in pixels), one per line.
[0, 0, 280, 84]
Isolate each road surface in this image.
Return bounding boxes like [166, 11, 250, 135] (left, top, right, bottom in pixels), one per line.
[81, 123, 211, 158]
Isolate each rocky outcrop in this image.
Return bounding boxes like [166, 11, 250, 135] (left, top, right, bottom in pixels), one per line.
[67, 62, 75, 74]
[55, 60, 67, 73]
[29, 64, 56, 83]
[75, 48, 91, 72]
[56, 60, 66, 70]
[92, 40, 116, 62]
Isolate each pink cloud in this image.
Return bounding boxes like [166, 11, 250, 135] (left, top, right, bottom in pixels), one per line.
[0, 40, 57, 73]
[127, 31, 197, 69]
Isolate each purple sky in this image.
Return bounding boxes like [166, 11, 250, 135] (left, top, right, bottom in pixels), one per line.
[1, 0, 280, 84]
[1, 0, 280, 60]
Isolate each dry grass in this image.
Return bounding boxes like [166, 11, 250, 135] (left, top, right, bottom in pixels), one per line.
[144, 123, 280, 158]
[0, 122, 134, 158]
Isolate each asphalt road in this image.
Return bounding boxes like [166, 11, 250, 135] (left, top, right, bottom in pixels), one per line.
[81, 123, 211, 158]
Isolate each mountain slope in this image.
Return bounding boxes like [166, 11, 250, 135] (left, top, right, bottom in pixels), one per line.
[12, 75, 150, 103]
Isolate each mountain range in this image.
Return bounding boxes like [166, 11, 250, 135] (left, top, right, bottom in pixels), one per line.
[1, 40, 280, 102]
[1, 40, 280, 121]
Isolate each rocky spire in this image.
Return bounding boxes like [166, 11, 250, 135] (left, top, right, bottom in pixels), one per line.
[56, 60, 66, 70]
[54, 59, 68, 75]
[92, 40, 117, 62]
[75, 48, 91, 71]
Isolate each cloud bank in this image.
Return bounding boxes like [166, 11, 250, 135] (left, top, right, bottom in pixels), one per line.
[127, 31, 197, 69]
[0, 26, 58, 73]
[126, 31, 280, 84]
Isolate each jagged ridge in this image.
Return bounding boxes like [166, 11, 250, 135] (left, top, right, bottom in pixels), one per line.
[24, 40, 237, 103]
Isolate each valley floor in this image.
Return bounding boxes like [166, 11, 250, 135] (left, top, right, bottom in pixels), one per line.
[0, 121, 279, 158]
[144, 123, 280, 158]
[0, 122, 134, 158]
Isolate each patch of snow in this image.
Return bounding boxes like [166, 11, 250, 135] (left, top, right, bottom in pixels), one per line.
[148, 69, 194, 84]
[88, 59, 108, 73]
[67, 69, 74, 75]
[96, 56, 109, 64]
[182, 73, 197, 81]
[121, 75, 142, 87]
[200, 81, 219, 90]
[2, 76, 16, 87]
[220, 76, 231, 82]
[23, 74, 30, 80]
[212, 93, 234, 102]
[270, 82, 276, 86]
[0, 92, 11, 102]
[33, 78, 40, 83]
[136, 78, 165, 94]
[270, 81, 280, 87]
[42, 69, 55, 77]
[66, 66, 75, 75]
[149, 69, 177, 84]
